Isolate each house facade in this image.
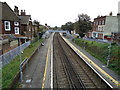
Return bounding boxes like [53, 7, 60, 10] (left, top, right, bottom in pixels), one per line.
[0, 2, 20, 35]
[92, 16, 105, 39]
[112, 13, 120, 44]
[17, 9, 33, 40]
[118, 14, 120, 33]
[0, 2, 21, 54]
[88, 14, 118, 40]
[32, 22, 39, 37]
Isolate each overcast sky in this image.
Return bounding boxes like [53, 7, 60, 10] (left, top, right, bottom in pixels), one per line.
[1, 0, 120, 27]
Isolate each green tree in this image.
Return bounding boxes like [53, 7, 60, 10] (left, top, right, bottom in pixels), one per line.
[55, 26, 57, 30]
[61, 21, 74, 34]
[74, 13, 92, 37]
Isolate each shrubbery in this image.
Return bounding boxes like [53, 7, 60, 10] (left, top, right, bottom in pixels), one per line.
[73, 38, 120, 75]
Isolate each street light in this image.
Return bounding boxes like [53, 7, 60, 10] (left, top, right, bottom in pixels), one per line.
[107, 43, 111, 67]
[107, 34, 112, 67]
[19, 37, 27, 82]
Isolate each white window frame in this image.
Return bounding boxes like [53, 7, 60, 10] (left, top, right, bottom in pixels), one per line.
[14, 27, 19, 34]
[4, 21, 11, 31]
[99, 27, 101, 31]
[14, 22, 19, 26]
[102, 20, 105, 25]
[99, 21, 101, 25]
[96, 27, 98, 31]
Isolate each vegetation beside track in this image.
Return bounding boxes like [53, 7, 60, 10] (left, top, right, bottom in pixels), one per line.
[73, 38, 120, 76]
[2, 39, 43, 88]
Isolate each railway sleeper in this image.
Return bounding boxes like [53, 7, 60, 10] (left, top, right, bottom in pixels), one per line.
[84, 82, 97, 88]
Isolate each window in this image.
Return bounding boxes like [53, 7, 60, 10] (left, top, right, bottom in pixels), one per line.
[95, 22, 97, 25]
[96, 27, 98, 31]
[14, 27, 19, 34]
[96, 21, 98, 25]
[4, 21, 11, 31]
[99, 21, 101, 25]
[99, 27, 101, 31]
[102, 27, 104, 31]
[14, 22, 19, 26]
[98, 21, 99, 25]
[102, 20, 105, 25]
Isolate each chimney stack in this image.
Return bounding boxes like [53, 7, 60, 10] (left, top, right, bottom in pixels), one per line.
[14, 6, 19, 15]
[109, 12, 113, 16]
[21, 10, 26, 16]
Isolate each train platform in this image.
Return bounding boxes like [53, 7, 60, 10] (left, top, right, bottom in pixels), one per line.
[20, 33, 54, 88]
[62, 36, 120, 88]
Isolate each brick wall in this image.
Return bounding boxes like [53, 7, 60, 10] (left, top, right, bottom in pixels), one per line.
[93, 16, 106, 32]
[2, 20, 20, 34]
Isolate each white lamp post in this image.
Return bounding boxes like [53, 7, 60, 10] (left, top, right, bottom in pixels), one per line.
[19, 37, 27, 82]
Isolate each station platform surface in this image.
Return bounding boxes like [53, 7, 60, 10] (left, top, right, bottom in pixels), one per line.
[62, 36, 120, 88]
[21, 33, 53, 88]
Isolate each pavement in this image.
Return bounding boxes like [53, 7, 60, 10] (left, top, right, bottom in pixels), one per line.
[21, 33, 54, 88]
[62, 36, 120, 88]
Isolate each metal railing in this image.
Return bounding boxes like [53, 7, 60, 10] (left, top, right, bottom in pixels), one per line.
[0, 41, 30, 67]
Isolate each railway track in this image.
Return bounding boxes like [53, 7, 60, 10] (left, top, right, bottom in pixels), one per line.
[53, 32, 112, 89]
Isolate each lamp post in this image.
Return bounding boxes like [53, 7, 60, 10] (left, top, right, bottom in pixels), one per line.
[107, 43, 111, 67]
[107, 34, 112, 67]
[19, 37, 27, 82]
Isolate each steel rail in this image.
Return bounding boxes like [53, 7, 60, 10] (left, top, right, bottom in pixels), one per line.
[55, 33, 86, 89]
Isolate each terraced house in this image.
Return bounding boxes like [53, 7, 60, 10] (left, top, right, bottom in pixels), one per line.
[88, 12, 119, 41]
[14, 6, 39, 40]
[17, 9, 33, 40]
[0, 2, 40, 55]
[0, 2, 21, 54]
[0, 2, 20, 35]
[113, 3, 120, 44]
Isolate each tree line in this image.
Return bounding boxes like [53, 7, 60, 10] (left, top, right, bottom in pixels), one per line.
[61, 13, 92, 37]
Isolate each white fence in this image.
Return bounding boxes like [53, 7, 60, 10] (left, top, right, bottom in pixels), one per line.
[0, 41, 30, 67]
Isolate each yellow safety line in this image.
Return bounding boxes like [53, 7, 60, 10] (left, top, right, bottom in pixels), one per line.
[42, 45, 50, 89]
[62, 36, 120, 86]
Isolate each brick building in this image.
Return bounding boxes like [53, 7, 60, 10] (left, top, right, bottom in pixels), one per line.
[0, 2, 21, 54]
[15, 8, 33, 40]
[0, 2, 20, 35]
[88, 13, 118, 40]
[0, 2, 40, 54]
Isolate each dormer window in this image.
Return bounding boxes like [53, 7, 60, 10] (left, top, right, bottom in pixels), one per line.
[14, 22, 19, 26]
[4, 21, 11, 31]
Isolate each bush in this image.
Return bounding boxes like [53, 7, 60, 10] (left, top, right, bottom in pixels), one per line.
[73, 38, 120, 75]
[28, 44, 33, 48]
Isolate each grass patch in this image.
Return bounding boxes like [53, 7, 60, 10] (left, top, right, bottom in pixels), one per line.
[2, 39, 44, 88]
[73, 38, 120, 75]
